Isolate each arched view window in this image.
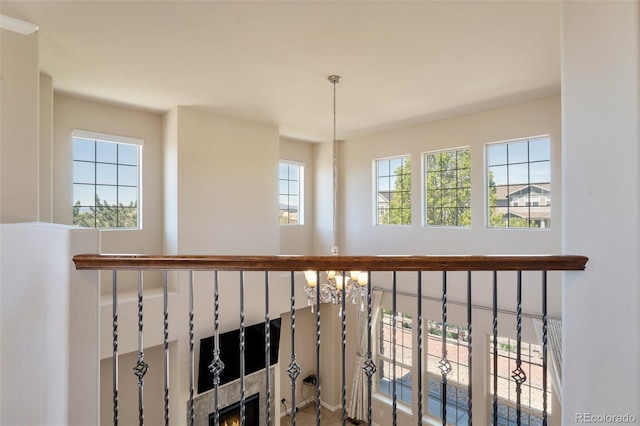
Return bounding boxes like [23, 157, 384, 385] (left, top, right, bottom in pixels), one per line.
[72, 131, 141, 229]
[487, 137, 551, 228]
[376, 156, 411, 225]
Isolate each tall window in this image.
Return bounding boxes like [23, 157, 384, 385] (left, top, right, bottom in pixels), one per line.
[490, 336, 551, 425]
[376, 156, 411, 225]
[427, 320, 470, 424]
[279, 161, 303, 225]
[377, 310, 412, 406]
[487, 137, 551, 228]
[72, 130, 141, 229]
[424, 148, 471, 227]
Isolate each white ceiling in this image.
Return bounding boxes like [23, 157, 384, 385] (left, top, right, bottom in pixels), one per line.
[2, 1, 561, 142]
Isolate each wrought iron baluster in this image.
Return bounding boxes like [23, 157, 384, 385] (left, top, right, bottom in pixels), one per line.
[467, 271, 473, 426]
[315, 271, 322, 426]
[112, 270, 119, 426]
[492, 271, 498, 426]
[163, 270, 170, 426]
[392, 271, 397, 426]
[133, 271, 148, 426]
[287, 271, 300, 425]
[264, 271, 271, 426]
[440, 271, 452, 426]
[542, 271, 548, 426]
[188, 271, 195, 426]
[364, 271, 376, 426]
[341, 271, 347, 426]
[512, 271, 526, 426]
[240, 271, 246, 425]
[417, 271, 423, 425]
[209, 271, 224, 426]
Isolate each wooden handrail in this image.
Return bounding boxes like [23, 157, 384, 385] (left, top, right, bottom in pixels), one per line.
[73, 254, 588, 272]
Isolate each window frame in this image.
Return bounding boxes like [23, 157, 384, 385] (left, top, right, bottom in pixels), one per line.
[375, 309, 414, 409]
[423, 147, 472, 228]
[278, 160, 304, 225]
[72, 129, 142, 230]
[374, 155, 412, 226]
[485, 136, 551, 229]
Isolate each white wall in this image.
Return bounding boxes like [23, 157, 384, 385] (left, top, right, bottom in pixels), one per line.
[0, 29, 39, 223]
[561, 1, 639, 423]
[39, 73, 54, 222]
[0, 223, 100, 425]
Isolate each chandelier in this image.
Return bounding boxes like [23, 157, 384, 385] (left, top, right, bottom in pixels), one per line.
[303, 75, 369, 312]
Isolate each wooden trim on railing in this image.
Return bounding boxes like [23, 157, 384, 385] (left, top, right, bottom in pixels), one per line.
[73, 254, 588, 272]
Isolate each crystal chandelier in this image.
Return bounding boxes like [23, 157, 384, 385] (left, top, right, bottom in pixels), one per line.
[303, 75, 369, 312]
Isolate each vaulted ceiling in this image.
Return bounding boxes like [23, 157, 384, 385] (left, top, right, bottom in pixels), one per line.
[2, 1, 560, 142]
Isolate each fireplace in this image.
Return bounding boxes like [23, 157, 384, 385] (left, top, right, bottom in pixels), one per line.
[210, 393, 259, 426]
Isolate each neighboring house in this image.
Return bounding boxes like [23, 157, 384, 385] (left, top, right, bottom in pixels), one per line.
[493, 184, 551, 228]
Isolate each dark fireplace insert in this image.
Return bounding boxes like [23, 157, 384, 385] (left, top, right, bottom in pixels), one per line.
[210, 392, 259, 426]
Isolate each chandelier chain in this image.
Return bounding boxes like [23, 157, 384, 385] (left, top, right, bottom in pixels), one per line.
[331, 76, 340, 256]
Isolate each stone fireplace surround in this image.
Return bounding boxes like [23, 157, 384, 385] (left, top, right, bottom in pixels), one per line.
[192, 366, 276, 426]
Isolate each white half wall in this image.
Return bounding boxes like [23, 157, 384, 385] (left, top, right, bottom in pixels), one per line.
[0, 223, 100, 425]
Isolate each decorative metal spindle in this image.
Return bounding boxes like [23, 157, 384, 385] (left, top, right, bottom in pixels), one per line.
[315, 271, 322, 426]
[264, 272, 271, 426]
[287, 271, 300, 425]
[341, 271, 347, 426]
[542, 271, 548, 426]
[240, 271, 246, 425]
[134, 271, 148, 426]
[467, 271, 473, 426]
[417, 272, 423, 424]
[188, 271, 195, 426]
[112, 270, 119, 426]
[492, 271, 498, 425]
[364, 271, 376, 426]
[392, 271, 397, 426]
[440, 271, 450, 426]
[163, 271, 170, 426]
[512, 271, 526, 426]
[209, 271, 225, 426]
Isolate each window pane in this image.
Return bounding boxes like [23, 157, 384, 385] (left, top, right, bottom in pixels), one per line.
[278, 162, 303, 225]
[287, 165, 299, 180]
[288, 180, 299, 196]
[529, 138, 550, 162]
[529, 161, 550, 185]
[97, 163, 117, 185]
[74, 161, 95, 184]
[424, 149, 470, 227]
[73, 206, 95, 227]
[118, 165, 138, 186]
[96, 141, 117, 163]
[508, 141, 529, 164]
[118, 207, 138, 228]
[73, 138, 94, 161]
[279, 180, 288, 194]
[377, 160, 390, 177]
[118, 144, 138, 166]
[389, 157, 402, 173]
[508, 163, 529, 185]
[378, 177, 391, 192]
[118, 186, 137, 206]
[279, 164, 289, 180]
[96, 185, 117, 205]
[95, 206, 118, 228]
[488, 144, 507, 166]
[74, 184, 95, 206]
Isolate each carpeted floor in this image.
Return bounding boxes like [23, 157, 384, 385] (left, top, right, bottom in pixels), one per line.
[280, 404, 361, 425]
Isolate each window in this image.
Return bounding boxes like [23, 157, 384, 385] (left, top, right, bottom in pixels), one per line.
[279, 161, 303, 224]
[424, 148, 471, 227]
[376, 156, 411, 225]
[377, 310, 412, 405]
[487, 137, 551, 228]
[490, 336, 551, 425]
[427, 320, 470, 424]
[72, 130, 141, 229]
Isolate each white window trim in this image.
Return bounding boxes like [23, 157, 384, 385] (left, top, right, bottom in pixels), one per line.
[72, 130, 143, 230]
[373, 154, 412, 226]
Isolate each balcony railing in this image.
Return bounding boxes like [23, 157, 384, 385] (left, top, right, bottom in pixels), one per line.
[73, 254, 587, 426]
